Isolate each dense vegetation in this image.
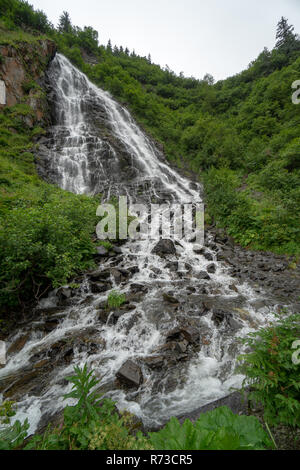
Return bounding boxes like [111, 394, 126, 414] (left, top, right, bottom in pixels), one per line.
[0, 0, 300, 316]
[1, 312, 299, 450]
[0, 364, 273, 450]
[238, 312, 300, 428]
[45, 9, 300, 256]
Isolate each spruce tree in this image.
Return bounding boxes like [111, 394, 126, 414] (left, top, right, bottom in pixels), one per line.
[107, 39, 112, 52]
[58, 11, 72, 34]
[275, 17, 297, 52]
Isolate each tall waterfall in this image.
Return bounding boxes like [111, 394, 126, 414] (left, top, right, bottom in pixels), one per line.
[0, 54, 280, 434]
[38, 54, 200, 203]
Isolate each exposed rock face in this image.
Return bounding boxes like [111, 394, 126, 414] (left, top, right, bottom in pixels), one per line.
[0, 40, 56, 121]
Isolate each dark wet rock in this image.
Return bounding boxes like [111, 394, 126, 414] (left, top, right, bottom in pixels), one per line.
[227, 316, 243, 331]
[175, 340, 188, 353]
[33, 359, 51, 369]
[163, 292, 179, 304]
[207, 263, 216, 274]
[88, 268, 111, 281]
[3, 370, 40, 399]
[165, 326, 199, 345]
[7, 333, 30, 355]
[97, 310, 110, 323]
[165, 327, 182, 341]
[110, 268, 123, 284]
[203, 251, 213, 261]
[90, 281, 111, 294]
[130, 283, 148, 293]
[127, 265, 139, 274]
[211, 309, 242, 330]
[112, 245, 122, 254]
[193, 246, 204, 254]
[211, 309, 227, 326]
[186, 286, 196, 293]
[176, 391, 248, 425]
[195, 271, 210, 280]
[229, 284, 239, 293]
[142, 355, 165, 369]
[152, 239, 176, 256]
[180, 327, 200, 344]
[116, 360, 143, 388]
[41, 319, 60, 333]
[197, 302, 209, 316]
[165, 261, 178, 272]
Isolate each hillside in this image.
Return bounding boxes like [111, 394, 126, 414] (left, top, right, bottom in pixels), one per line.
[1, 1, 300, 259]
[0, 0, 300, 316]
[0, 1, 300, 452]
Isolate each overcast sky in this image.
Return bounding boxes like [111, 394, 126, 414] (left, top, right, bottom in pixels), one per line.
[30, 0, 300, 81]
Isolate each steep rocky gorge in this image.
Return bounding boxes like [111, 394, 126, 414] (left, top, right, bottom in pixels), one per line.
[0, 50, 299, 434]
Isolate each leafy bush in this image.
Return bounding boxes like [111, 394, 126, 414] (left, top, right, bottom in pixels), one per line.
[0, 191, 98, 311]
[238, 313, 300, 427]
[0, 419, 29, 450]
[149, 406, 272, 450]
[0, 400, 29, 450]
[25, 365, 151, 450]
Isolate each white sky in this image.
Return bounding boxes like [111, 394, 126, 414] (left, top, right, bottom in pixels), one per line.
[29, 0, 300, 80]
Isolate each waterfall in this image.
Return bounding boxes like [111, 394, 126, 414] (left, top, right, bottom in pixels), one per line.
[0, 54, 280, 434]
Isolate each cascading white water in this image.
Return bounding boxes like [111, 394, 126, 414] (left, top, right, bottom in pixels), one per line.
[0, 54, 281, 434]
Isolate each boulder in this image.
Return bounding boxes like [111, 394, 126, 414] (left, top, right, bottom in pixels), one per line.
[151, 239, 176, 256]
[206, 263, 216, 274]
[90, 282, 111, 294]
[195, 271, 210, 280]
[116, 360, 143, 388]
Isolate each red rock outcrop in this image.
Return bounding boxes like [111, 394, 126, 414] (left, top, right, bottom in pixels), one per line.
[0, 39, 56, 122]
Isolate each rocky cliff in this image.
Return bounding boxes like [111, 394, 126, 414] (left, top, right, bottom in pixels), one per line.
[0, 39, 56, 124]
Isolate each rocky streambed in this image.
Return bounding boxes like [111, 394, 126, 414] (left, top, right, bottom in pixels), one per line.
[1, 52, 299, 434]
[1, 226, 299, 434]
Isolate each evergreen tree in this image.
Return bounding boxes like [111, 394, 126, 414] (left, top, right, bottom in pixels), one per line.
[58, 11, 72, 34]
[275, 17, 297, 52]
[107, 39, 112, 52]
[147, 53, 152, 63]
[124, 47, 130, 55]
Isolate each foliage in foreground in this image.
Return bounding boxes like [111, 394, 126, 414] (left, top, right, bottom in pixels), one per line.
[23, 364, 150, 450]
[149, 406, 272, 450]
[0, 364, 274, 450]
[238, 312, 300, 428]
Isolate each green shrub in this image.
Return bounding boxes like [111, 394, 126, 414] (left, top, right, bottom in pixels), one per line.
[107, 290, 126, 309]
[149, 406, 272, 450]
[238, 313, 300, 427]
[25, 365, 151, 450]
[0, 191, 98, 311]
